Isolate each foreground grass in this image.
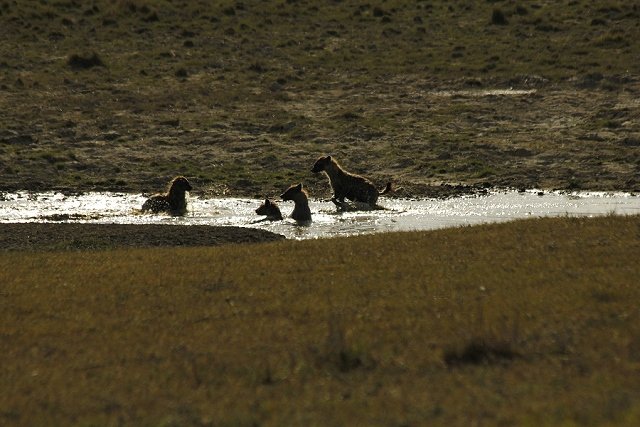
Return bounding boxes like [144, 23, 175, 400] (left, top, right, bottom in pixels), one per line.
[1, 216, 640, 426]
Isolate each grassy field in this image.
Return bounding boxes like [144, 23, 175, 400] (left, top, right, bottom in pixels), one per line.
[2, 215, 640, 426]
[1, 0, 639, 195]
[1, 1, 640, 425]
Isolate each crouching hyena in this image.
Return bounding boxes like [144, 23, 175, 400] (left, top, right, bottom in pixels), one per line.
[280, 183, 312, 223]
[255, 198, 283, 221]
[311, 155, 392, 208]
[141, 176, 192, 215]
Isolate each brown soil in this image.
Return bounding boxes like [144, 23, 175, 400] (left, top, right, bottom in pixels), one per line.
[1, 2, 639, 200]
[3, 78, 638, 200]
[0, 223, 284, 251]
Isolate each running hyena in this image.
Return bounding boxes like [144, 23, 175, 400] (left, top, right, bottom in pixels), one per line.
[141, 176, 192, 215]
[280, 183, 312, 223]
[255, 198, 283, 221]
[311, 155, 392, 208]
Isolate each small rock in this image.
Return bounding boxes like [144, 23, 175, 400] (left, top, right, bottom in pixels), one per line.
[160, 119, 180, 127]
[101, 131, 120, 141]
[2, 133, 37, 145]
[67, 52, 105, 70]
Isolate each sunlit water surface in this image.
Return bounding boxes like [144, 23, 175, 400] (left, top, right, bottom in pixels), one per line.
[1, 190, 638, 240]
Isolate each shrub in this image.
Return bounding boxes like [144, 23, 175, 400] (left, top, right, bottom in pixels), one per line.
[67, 52, 105, 70]
[491, 9, 508, 25]
[444, 338, 520, 367]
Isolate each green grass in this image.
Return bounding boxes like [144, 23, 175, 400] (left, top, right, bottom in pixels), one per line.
[2, 215, 640, 426]
[3, 0, 638, 90]
[1, 0, 639, 194]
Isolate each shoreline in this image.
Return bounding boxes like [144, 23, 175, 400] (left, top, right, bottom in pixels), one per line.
[0, 223, 284, 252]
[3, 189, 639, 250]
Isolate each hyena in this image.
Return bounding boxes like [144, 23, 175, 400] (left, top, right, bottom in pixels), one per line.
[311, 155, 392, 208]
[280, 183, 312, 223]
[255, 198, 283, 221]
[141, 176, 192, 215]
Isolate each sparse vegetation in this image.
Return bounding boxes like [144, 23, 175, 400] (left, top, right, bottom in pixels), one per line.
[1, 215, 640, 426]
[0, 1, 639, 425]
[491, 9, 508, 25]
[66, 52, 105, 70]
[0, 0, 638, 195]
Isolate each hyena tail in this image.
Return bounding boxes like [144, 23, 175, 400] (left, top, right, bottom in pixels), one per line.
[379, 182, 393, 195]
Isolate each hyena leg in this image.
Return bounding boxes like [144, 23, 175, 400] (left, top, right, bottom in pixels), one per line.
[368, 190, 380, 207]
[331, 196, 347, 210]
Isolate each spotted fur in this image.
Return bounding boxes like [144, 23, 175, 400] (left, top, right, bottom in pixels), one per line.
[311, 155, 392, 208]
[141, 176, 192, 215]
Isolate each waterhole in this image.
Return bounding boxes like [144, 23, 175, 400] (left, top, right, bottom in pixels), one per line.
[1, 190, 638, 240]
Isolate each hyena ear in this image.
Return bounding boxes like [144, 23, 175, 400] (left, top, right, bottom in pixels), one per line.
[326, 155, 332, 161]
[296, 183, 303, 190]
[264, 198, 270, 205]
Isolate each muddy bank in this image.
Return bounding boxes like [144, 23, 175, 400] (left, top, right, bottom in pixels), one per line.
[0, 223, 284, 251]
[0, 1, 639, 199]
[1, 2, 639, 199]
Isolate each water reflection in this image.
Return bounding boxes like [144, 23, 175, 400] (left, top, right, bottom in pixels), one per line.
[0, 190, 638, 240]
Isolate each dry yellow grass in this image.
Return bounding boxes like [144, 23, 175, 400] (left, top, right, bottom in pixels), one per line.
[1, 215, 640, 426]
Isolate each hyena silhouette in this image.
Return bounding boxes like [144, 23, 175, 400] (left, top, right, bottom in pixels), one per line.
[311, 155, 392, 209]
[141, 176, 192, 215]
[255, 198, 284, 221]
[280, 183, 312, 223]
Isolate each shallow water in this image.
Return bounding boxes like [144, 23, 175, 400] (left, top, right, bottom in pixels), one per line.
[431, 88, 537, 97]
[1, 190, 639, 240]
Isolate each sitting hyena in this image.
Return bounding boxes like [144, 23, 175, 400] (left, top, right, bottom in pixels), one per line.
[311, 155, 392, 209]
[141, 176, 192, 215]
[280, 183, 312, 223]
[255, 198, 283, 221]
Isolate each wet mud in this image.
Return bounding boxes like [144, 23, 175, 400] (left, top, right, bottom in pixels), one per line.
[0, 223, 284, 252]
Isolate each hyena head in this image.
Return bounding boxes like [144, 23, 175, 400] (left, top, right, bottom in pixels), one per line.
[255, 198, 271, 215]
[280, 183, 305, 201]
[311, 155, 332, 173]
[255, 198, 280, 216]
[169, 176, 193, 192]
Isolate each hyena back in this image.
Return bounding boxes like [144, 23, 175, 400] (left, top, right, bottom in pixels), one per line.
[311, 155, 391, 207]
[141, 176, 192, 215]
